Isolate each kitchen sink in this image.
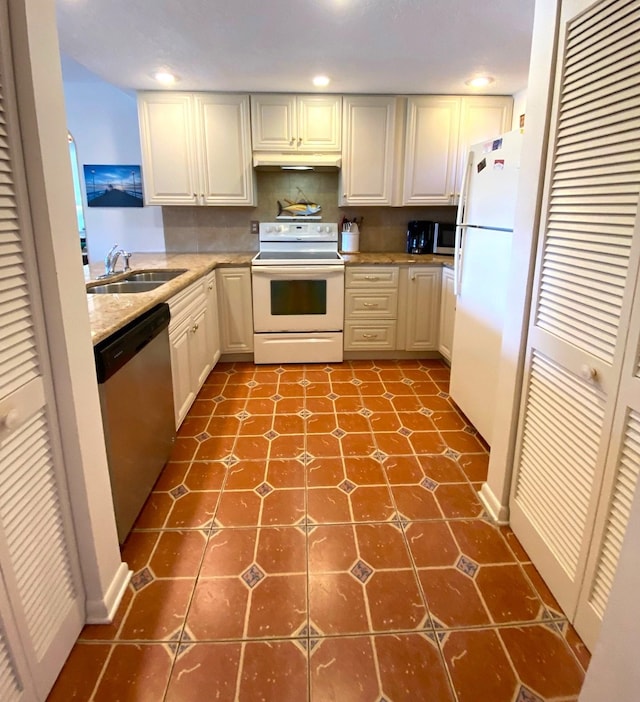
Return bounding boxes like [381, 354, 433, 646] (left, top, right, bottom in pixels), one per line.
[87, 280, 164, 294]
[87, 269, 188, 294]
[122, 269, 188, 282]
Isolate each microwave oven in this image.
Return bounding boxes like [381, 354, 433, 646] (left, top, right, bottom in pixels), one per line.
[433, 222, 456, 255]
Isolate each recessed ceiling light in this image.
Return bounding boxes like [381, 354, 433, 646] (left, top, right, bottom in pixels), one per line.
[153, 71, 178, 85]
[312, 75, 331, 87]
[465, 75, 495, 89]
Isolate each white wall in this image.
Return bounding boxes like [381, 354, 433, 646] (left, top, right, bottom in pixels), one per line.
[511, 88, 527, 131]
[61, 55, 165, 264]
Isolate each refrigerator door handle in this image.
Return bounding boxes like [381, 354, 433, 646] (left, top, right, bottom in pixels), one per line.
[454, 225, 466, 297]
[456, 151, 473, 228]
[454, 152, 473, 297]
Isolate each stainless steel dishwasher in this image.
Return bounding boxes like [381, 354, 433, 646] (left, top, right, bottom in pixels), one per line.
[94, 303, 175, 543]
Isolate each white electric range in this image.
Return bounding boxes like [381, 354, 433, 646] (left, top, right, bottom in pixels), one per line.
[251, 222, 345, 364]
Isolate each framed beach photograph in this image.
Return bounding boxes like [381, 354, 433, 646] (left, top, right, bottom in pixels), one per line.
[83, 164, 144, 207]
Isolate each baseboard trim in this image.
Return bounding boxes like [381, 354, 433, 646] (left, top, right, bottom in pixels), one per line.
[85, 562, 132, 624]
[479, 482, 510, 524]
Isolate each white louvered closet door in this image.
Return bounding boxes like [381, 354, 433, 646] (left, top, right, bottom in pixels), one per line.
[573, 220, 640, 648]
[0, 2, 84, 699]
[509, 0, 640, 645]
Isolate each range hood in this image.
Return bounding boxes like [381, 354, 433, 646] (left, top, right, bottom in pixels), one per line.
[253, 152, 342, 170]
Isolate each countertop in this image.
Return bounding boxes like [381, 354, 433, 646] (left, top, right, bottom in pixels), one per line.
[85, 251, 453, 345]
[342, 252, 453, 266]
[86, 252, 254, 345]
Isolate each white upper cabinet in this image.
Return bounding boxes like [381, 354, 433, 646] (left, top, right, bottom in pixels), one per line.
[137, 92, 198, 205]
[340, 96, 399, 206]
[402, 95, 512, 206]
[251, 94, 341, 152]
[138, 92, 255, 206]
[402, 96, 461, 206]
[195, 94, 255, 205]
[455, 96, 513, 196]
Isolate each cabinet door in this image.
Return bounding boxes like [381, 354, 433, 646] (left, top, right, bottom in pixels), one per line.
[205, 272, 221, 370]
[402, 96, 460, 206]
[438, 267, 456, 362]
[137, 92, 199, 205]
[297, 95, 341, 151]
[189, 305, 211, 390]
[340, 96, 397, 206]
[217, 268, 254, 354]
[404, 267, 442, 351]
[195, 94, 255, 206]
[455, 96, 513, 197]
[251, 94, 297, 151]
[169, 316, 196, 428]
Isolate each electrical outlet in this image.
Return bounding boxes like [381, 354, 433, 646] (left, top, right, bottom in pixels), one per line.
[250, 220, 259, 234]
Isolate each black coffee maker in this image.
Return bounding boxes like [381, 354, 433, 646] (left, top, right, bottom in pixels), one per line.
[406, 220, 433, 255]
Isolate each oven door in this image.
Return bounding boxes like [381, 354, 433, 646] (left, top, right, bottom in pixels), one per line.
[252, 265, 345, 333]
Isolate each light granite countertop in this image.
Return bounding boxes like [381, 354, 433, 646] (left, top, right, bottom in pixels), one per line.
[86, 251, 454, 345]
[342, 252, 453, 265]
[86, 252, 254, 345]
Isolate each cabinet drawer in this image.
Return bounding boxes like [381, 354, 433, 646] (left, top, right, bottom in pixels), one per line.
[345, 266, 399, 288]
[345, 289, 398, 318]
[344, 321, 397, 350]
[168, 278, 206, 329]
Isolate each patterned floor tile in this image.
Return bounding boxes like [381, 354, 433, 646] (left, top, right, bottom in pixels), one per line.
[500, 624, 585, 699]
[165, 642, 241, 702]
[55, 360, 589, 700]
[118, 579, 195, 641]
[310, 636, 381, 701]
[376, 633, 455, 701]
[47, 642, 111, 701]
[92, 644, 175, 702]
[238, 640, 308, 702]
[475, 563, 547, 624]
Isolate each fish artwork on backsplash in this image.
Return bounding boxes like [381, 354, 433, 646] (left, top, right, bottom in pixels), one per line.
[277, 186, 322, 218]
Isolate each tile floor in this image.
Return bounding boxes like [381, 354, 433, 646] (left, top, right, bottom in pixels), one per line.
[49, 359, 590, 701]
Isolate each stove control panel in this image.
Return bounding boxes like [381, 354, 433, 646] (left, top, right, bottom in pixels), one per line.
[259, 222, 338, 241]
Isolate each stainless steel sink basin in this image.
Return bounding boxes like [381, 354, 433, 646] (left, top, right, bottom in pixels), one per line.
[87, 268, 188, 294]
[87, 280, 164, 294]
[123, 269, 188, 282]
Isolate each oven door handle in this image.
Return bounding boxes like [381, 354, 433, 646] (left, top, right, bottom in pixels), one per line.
[252, 266, 345, 278]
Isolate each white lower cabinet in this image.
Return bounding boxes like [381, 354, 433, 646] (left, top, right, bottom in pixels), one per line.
[438, 266, 456, 361]
[217, 267, 254, 354]
[168, 272, 220, 427]
[344, 266, 399, 351]
[402, 267, 442, 351]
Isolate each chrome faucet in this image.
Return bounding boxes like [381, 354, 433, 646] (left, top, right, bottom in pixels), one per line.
[103, 244, 132, 276]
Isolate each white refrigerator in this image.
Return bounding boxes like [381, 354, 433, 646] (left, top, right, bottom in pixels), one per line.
[449, 129, 523, 446]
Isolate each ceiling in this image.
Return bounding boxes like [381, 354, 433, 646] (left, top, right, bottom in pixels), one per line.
[56, 0, 536, 96]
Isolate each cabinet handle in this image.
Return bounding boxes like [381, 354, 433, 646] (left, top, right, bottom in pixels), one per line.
[298, 137, 302, 145]
[208, 282, 214, 290]
[363, 302, 379, 308]
[290, 137, 295, 145]
[192, 323, 199, 333]
[364, 275, 379, 281]
[363, 333, 378, 339]
[411, 273, 416, 281]
[343, 193, 348, 198]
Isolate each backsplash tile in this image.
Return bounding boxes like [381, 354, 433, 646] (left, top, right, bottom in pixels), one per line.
[162, 171, 456, 254]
